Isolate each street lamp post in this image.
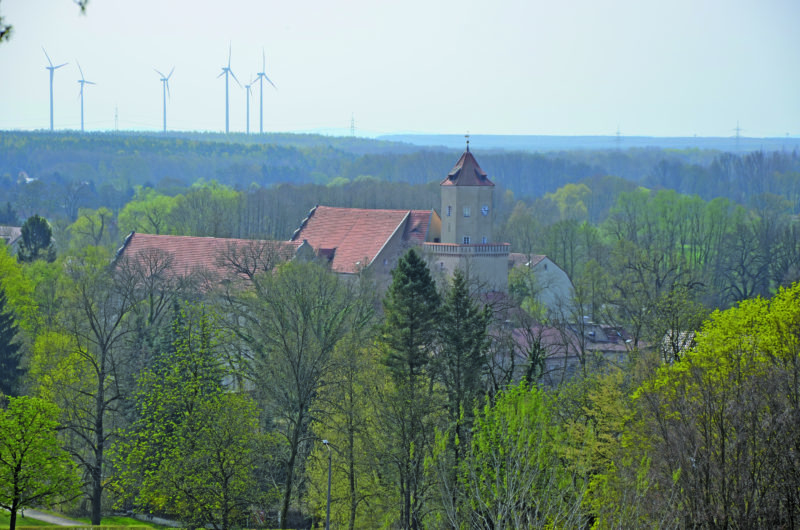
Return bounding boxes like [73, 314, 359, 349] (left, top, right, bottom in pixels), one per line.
[323, 439, 332, 530]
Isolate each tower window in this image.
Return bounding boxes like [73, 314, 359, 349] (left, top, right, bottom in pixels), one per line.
[482, 236, 488, 244]
[463, 206, 471, 217]
[463, 236, 471, 244]
[447, 205, 452, 217]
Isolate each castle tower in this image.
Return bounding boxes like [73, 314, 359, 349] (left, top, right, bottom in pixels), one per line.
[423, 143, 509, 290]
[440, 143, 495, 244]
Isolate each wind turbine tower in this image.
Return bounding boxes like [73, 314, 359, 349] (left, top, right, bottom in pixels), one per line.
[245, 79, 254, 134]
[155, 67, 174, 133]
[218, 45, 241, 134]
[43, 48, 67, 131]
[256, 48, 277, 134]
[77, 62, 95, 133]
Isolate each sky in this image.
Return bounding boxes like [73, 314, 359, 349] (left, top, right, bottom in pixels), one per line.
[0, 0, 798, 138]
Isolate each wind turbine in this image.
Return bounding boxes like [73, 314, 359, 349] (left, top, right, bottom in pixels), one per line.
[255, 48, 277, 134]
[155, 67, 174, 133]
[217, 44, 241, 134]
[43, 47, 67, 131]
[76, 62, 95, 133]
[244, 78, 254, 134]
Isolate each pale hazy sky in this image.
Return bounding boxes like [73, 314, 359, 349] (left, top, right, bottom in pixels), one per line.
[0, 0, 798, 137]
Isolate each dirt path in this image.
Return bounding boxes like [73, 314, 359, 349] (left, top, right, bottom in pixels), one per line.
[19, 509, 84, 526]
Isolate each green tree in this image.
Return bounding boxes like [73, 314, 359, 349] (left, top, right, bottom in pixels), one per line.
[117, 188, 177, 235]
[434, 268, 491, 475]
[222, 260, 362, 529]
[67, 207, 117, 250]
[434, 383, 586, 529]
[0, 396, 81, 530]
[304, 272, 384, 530]
[378, 248, 441, 529]
[112, 307, 261, 530]
[636, 283, 800, 527]
[18, 215, 56, 263]
[33, 246, 142, 525]
[0, 287, 22, 396]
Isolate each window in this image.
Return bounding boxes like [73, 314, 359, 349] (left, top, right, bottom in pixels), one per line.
[447, 205, 452, 217]
[463, 236, 471, 244]
[481, 236, 488, 244]
[463, 206, 470, 217]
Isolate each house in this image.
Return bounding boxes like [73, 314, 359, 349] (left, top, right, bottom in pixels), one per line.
[0, 226, 22, 249]
[500, 320, 634, 386]
[508, 253, 575, 317]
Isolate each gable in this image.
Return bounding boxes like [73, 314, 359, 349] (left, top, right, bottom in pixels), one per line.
[291, 205, 435, 274]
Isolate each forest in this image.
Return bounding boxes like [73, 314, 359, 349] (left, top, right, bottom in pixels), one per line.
[1, 130, 800, 529]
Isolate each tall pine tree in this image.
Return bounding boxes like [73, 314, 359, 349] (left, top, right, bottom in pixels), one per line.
[378, 248, 440, 529]
[435, 268, 491, 444]
[0, 286, 22, 396]
[18, 215, 56, 263]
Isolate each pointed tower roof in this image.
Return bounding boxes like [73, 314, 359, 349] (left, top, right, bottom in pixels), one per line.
[440, 147, 494, 187]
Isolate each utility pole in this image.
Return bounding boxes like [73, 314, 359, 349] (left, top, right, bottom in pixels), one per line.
[350, 114, 355, 137]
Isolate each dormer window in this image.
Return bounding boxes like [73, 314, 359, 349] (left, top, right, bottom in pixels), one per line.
[463, 206, 471, 217]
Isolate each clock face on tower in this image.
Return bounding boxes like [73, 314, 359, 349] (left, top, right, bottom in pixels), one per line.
[481, 205, 489, 216]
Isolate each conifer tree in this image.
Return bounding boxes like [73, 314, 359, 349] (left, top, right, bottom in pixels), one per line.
[435, 268, 491, 454]
[18, 215, 56, 263]
[0, 286, 22, 396]
[378, 248, 440, 529]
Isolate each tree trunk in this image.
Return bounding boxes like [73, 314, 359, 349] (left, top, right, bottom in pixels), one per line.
[280, 416, 302, 529]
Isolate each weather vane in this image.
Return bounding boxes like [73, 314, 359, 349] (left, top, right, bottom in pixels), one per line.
[465, 133, 470, 151]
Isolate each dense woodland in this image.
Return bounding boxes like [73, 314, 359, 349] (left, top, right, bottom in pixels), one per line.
[1, 131, 800, 529]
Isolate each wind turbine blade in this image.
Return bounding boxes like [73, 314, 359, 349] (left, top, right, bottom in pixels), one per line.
[264, 75, 277, 90]
[86, 80, 96, 85]
[217, 69, 226, 79]
[227, 43, 232, 68]
[54, 63, 68, 69]
[166, 81, 171, 99]
[230, 70, 242, 88]
[167, 67, 175, 79]
[155, 68, 166, 78]
[42, 47, 53, 67]
[77, 61, 85, 80]
[262, 48, 266, 72]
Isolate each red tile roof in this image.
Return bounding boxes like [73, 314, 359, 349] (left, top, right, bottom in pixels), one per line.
[290, 206, 433, 274]
[404, 210, 432, 245]
[115, 232, 301, 279]
[440, 149, 494, 187]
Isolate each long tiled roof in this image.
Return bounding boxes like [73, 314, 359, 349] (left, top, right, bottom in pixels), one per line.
[440, 149, 494, 187]
[115, 232, 301, 278]
[290, 205, 432, 274]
